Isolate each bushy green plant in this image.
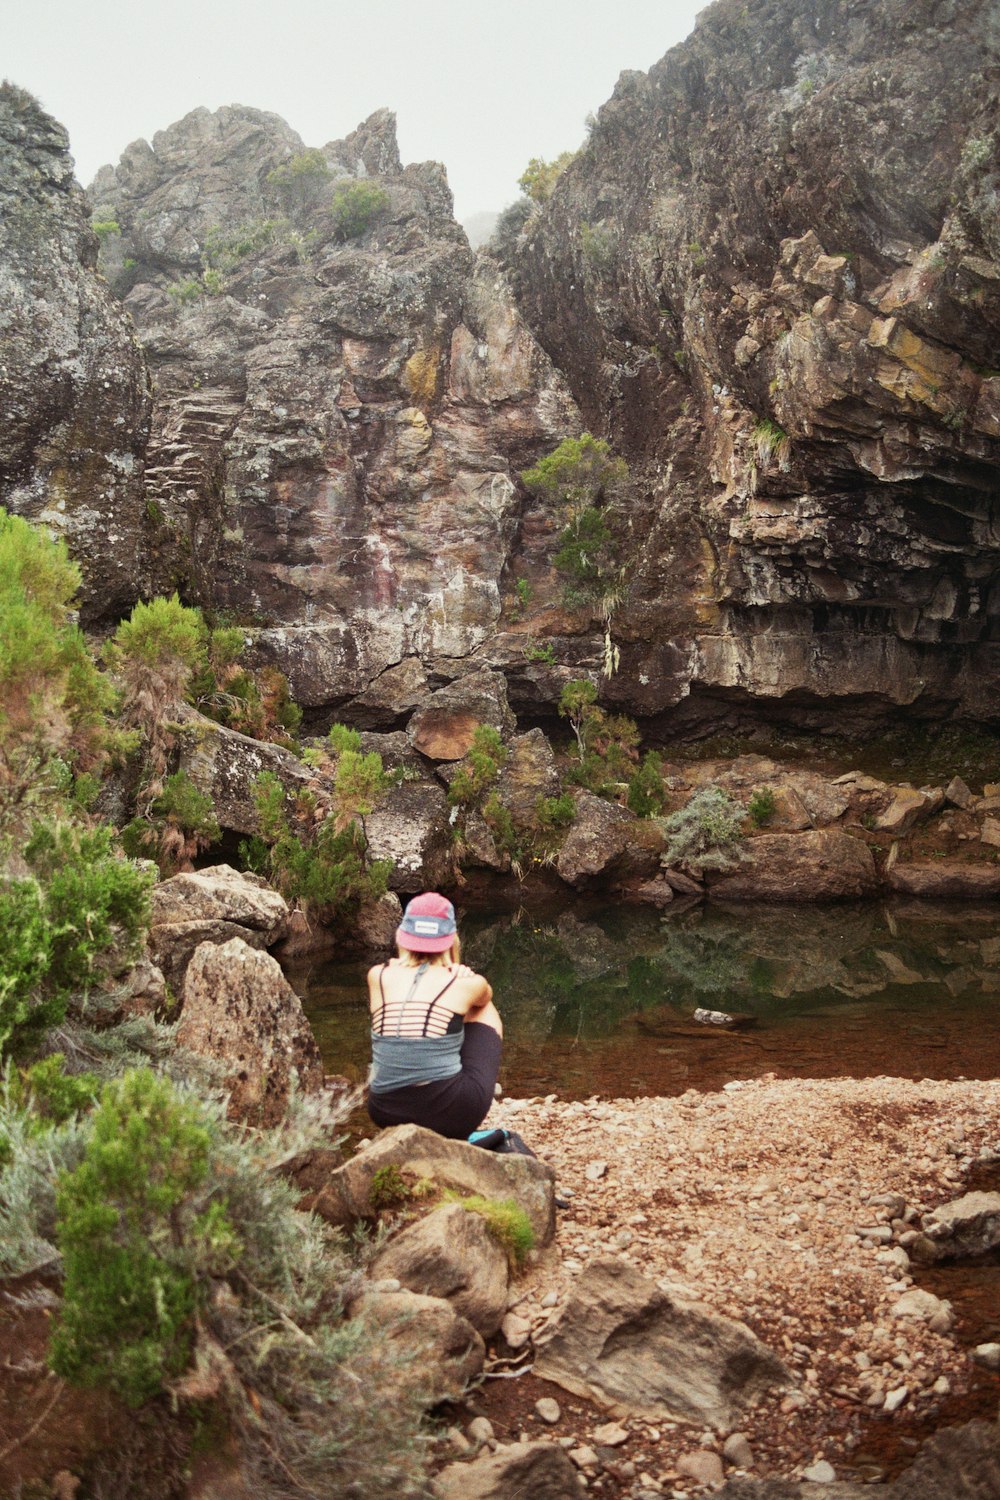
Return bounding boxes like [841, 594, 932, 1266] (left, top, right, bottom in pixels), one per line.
[327, 722, 362, 754]
[50, 1068, 224, 1405]
[121, 769, 221, 875]
[267, 148, 331, 211]
[748, 787, 776, 826]
[241, 770, 391, 920]
[521, 432, 627, 512]
[1, 822, 153, 1055]
[92, 219, 120, 240]
[522, 638, 555, 665]
[536, 792, 576, 831]
[627, 751, 666, 817]
[18, 1054, 100, 1125]
[448, 725, 509, 809]
[580, 220, 615, 271]
[0, 509, 111, 836]
[330, 180, 390, 240]
[368, 1163, 410, 1212]
[166, 278, 203, 304]
[333, 749, 390, 830]
[657, 786, 746, 872]
[522, 435, 627, 609]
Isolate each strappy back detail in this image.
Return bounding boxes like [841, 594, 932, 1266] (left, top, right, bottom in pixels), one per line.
[373, 962, 464, 1039]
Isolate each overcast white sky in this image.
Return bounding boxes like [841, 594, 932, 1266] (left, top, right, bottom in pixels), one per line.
[5, 0, 705, 222]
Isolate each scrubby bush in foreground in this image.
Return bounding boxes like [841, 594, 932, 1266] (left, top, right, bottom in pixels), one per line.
[1, 1062, 434, 1495]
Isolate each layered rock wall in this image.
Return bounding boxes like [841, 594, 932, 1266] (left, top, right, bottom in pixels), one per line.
[508, 0, 1000, 728]
[0, 83, 150, 620]
[88, 106, 578, 711]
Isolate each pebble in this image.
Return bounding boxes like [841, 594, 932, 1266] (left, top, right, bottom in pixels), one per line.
[973, 1342, 1000, 1370]
[586, 1160, 609, 1181]
[677, 1451, 724, 1485]
[467, 1417, 495, 1446]
[569, 1445, 600, 1470]
[802, 1460, 836, 1482]
[722, 1432, 754, 1469]
[540, 1290, 560, 1308]
[592, 1421, 629, 1446]
[883, 1386, 909, 1413]
[500, 1312, 532, 1349]
[535, 1396, 561, 1423]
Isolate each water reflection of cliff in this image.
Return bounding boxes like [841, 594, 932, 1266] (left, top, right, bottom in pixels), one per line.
[462, 901, 1000, 1042]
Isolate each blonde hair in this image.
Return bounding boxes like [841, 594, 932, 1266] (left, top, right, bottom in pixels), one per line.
[396, 935, 461, 967]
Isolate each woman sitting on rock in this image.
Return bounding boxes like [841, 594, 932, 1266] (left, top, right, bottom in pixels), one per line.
[366, 892, 503, 1140]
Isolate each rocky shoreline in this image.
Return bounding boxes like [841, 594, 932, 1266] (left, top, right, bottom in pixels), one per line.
[435, 1074, 1000, 1495]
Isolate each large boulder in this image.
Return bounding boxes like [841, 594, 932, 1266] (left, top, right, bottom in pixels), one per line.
[367, 1203, 509, 1338]
[494, 729, 562, 824]
[875, 788, 940, 835]
[177, 938, 323, 1125]
[365, 780, 457, 893]
[555, 792, 661, 889]
[314, 1124, 556, 1247]
[920, 1192, 1000, 1260]
[708, 830, 878, 903]
[152, 864, 289, 930]
[406, 670, 516, 761]
[176, 712, 312, 837]
[349, 1286, 485, 1406]
[149, 864, 289, 991]
[434, 1441, 581, 1500]
[534, 1257, 789, 1430]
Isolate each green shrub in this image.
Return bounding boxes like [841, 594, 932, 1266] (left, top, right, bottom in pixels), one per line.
[267, 148, 331, 212]
[327, 722, 362, 755]
[522, 638, 555, 665]
[1, 822, 153, 1055]
[92, 219, 120, 240]
[521, 433, 627, 511]
[447, 726, 509, 809]
[536, 792, 576, 830]
[368, 1163, 410, 1212]
[19, 1054, 100, 1125]
[122, 770, 221, 875]
[330, 180, 390, 240]
[627, 751, 666, 817]
[0, 509, 110, 836]
[748, 788, 776, 826]
[580, 220, 615, 271]
[657, 786, 745, 873]
[166, 278, 203, 304]
[454, 1194, 534, 1269]
[50, 1068, 225, 1406]
[241, 770, 391, 920]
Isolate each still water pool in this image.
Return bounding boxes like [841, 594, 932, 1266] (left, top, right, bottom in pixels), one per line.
[287, 898, 1000, 1100]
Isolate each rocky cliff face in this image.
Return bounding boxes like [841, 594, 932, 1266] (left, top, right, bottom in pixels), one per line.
[0, 84, 149, 621]
[88, 105, 578, 715]
[508, 0, 1000, 730]
[5, 1, 998, 737]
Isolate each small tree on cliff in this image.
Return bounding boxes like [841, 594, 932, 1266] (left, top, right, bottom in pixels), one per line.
[518, 152, 578, 202]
